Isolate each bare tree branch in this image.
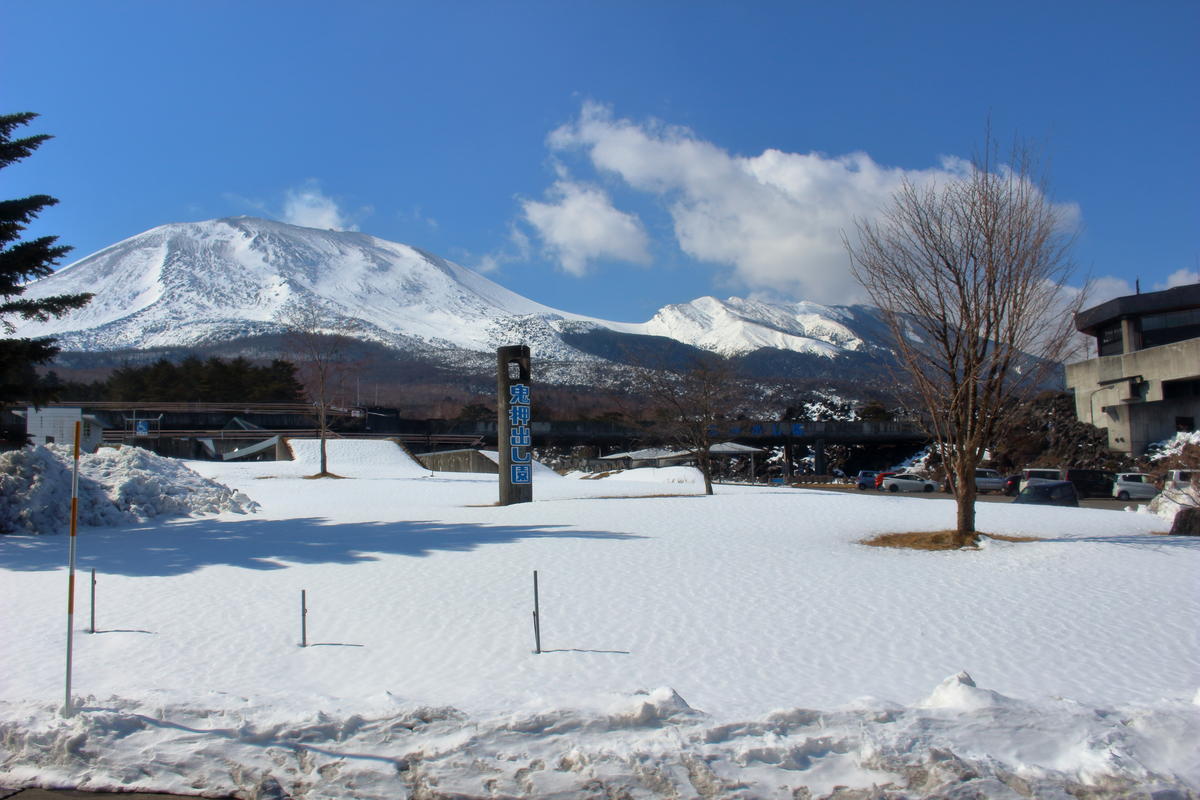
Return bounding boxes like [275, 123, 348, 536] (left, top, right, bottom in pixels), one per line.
[847, 132, 1081, 544]
[275, 301, 355, 478]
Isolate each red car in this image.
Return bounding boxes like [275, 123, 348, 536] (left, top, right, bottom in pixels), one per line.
[874, 470, 900, 489]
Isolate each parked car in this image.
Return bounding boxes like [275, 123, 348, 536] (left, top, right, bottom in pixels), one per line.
[940, 468, 1006, 494]
[881, 473, 937, 493]
[1112, 472, 1158, 501]
[1018, 468, 1116, 498]
[1064, 469, 1117, 498]
[1164, 469, 1196, 492]
[855, 470, 879, 490]
[874, 470, 900, 489]
[1014, 480, 1080, 507]
[974, 468, 1005, 494]
[1019, 468, 1062, 492]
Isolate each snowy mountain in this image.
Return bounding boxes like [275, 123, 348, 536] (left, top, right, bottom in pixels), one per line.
[13, 217, 895, 375]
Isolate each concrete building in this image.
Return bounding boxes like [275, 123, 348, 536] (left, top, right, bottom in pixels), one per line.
[1065, 283, 1200, 456]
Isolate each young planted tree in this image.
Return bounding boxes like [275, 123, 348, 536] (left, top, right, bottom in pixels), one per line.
[276, 302, 354, 477]
[847, 135, 1080, 545]
[1, 112, 93, 410]
[634, 355, 741, 495]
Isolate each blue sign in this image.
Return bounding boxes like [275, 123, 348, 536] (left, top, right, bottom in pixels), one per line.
[135, 420, 150, 437]
[509, 383, 531, 484]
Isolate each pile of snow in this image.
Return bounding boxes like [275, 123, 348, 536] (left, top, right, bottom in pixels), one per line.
[1144, 430, 1200, 461]
[0, 445, 257, 534]
[1145, 485, 1200, 523]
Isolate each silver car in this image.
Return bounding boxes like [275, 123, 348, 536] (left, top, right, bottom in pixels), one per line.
[881, 473, 937, 493]
[975, 468, 1005, 494]
[1112, 472, 1158, 501]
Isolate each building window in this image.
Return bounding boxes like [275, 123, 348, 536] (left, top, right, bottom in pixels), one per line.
[1164, 378, 1200, 401]
[1139, 308, 1200, 350]
[1098, 322, 1123, 356]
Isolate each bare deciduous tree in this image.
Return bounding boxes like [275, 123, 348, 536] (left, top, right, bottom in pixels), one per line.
[847, 135, 1081, 545]
[633, 355, 741, 495]
[276, 302, 354, 478]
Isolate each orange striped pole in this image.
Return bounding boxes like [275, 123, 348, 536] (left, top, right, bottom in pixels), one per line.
[64, 420, 81, 717]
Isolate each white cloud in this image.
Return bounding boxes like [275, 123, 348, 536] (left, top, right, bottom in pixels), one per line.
[1083, 275, 1136, 307]
[547, 102, 1078, 305]
[520, 178, 650, 276]
[474, 225, 532, 275]
[281, 181, 356, 231]
[1162, 268, 1200, 289]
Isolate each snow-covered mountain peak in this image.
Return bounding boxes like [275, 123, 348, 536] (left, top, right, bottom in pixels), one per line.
[13, 217, 574, 352]
[642, 295, 866, 357]
[13, 217, 892, 369]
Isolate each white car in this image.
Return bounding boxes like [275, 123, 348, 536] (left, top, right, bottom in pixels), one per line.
[1164, 469, 1195, 492]
[881, 473, 937, 493]
[1112, 472, 1158, 501]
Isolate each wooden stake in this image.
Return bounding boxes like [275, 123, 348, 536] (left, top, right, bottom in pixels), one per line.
[63, 421, 82, 717]
[300, 590, 308, 647]
[532, 570, 542, 654]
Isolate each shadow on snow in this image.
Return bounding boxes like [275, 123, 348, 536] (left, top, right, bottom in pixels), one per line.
[0, 517, 645, 577]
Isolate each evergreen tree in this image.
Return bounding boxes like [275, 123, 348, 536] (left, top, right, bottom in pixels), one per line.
[1, 112, 93, 407]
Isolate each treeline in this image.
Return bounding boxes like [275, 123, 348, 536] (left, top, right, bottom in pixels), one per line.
[44, 356, 306, 403]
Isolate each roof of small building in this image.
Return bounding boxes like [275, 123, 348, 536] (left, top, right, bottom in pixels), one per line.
[599, 442, 766, 460]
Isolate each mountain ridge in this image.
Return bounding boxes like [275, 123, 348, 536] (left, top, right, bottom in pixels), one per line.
[14, 217, 898, 379]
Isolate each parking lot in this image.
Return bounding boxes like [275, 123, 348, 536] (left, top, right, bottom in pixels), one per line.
[808, 483, 1150, 511]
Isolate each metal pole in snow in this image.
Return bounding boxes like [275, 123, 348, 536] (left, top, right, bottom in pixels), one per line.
[64, 421, 82, 717]
[532, 570, 542, 654]
[300, 590, 308, 647]
[89, 569, 96, 634]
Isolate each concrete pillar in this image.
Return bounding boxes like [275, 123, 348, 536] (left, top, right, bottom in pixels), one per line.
[498, 345, 533, 505]
[1121, 318, 1139, 354]
[813, 438, 827, 475]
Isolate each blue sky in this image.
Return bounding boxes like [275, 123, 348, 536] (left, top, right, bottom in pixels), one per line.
[4, 1, 1197, 322]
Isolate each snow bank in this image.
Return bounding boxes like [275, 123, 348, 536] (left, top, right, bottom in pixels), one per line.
[478, 449, 562, 478]
[0, 445, 257, 534]
[588, 466, 705, 484]
[1, 675, 1194, 799]
[1145, 485, 1200, 523]
[285, 438, 430, 478]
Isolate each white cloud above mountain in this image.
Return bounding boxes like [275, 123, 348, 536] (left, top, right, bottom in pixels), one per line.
[543, 102, 1089, 306]
[520, 177, 651, 276]
[281, 181, 358, 231]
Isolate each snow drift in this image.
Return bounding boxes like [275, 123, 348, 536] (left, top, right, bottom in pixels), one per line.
[0, 445, 257, 534]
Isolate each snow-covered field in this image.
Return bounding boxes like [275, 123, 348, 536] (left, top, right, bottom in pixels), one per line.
[1, 440, 1197, 798]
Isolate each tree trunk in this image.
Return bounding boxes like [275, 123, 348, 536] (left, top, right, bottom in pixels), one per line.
[699, 451, 714, 495]
[954, 485, 977, 545]
[318, 405, 328, 475]
[953, 455, 978, 546]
